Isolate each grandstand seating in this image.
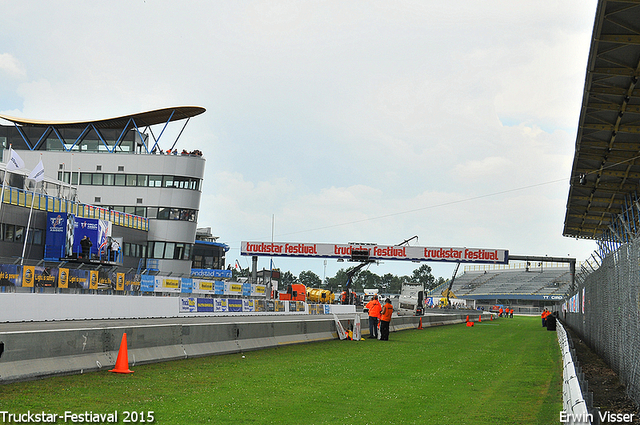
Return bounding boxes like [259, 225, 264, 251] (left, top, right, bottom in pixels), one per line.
[444, 267, 572, 297]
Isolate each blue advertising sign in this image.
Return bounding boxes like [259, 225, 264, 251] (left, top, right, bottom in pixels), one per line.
[68, 269, 89, 289]
[228, 298, 243, 312]
[191, 269, 232, 279]
[73, 217, 110, 259]
[0, 265, 21, 286]
[197, 298, 214, 312]
[242, 282, 251, 297]
[45, 212, 74, 260]
[140, 275, 155, 292]
[214, 281, 225, 295]
[181, 278, 193, 293]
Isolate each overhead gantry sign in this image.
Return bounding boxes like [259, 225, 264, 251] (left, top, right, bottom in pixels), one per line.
[240, 241, 509, 264]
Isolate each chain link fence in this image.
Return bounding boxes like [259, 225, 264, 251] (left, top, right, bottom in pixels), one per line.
[561, 240, 640, 408]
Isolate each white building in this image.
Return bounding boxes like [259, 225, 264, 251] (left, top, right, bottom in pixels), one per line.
[0, 106, 217, 277]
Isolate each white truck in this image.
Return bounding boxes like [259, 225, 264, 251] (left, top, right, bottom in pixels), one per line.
[397, 282, 425, 316]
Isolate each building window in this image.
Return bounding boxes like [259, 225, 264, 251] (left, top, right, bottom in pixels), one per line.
[80, 173, 92, 185]
[92, 173, 103, 185]
[114, 174, 125, 186]
[118, 166, 125, 172]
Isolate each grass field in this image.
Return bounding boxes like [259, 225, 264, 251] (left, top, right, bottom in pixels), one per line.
[0, 316, 562, 425]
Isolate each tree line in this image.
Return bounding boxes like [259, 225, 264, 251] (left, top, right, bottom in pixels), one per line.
[232, 264, 447, 294]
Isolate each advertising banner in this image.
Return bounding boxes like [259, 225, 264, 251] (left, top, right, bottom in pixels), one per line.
[0, 265, 21, 286]
[197, 298, 214, 312]
[253, 285, 266, 297]
[181, 278, 193, 293]
[241, 241, 508, 264]
[193, 279, 213, 292]
[33, 267, 57, 287]
[74, 217, 111, 259]
[22, 266, 35, 287]
[89, 270, 99, 290]
[116, 273, 125, 291]
[214, 281, 225, 295]
[164, 278, 180, 290]
[228, 283, 243, 295]
[214, 298, 227, 312]
[45, 212, 74, 259]
[242, 282, 251, 297]
[243, 299, 254, 312]
[141, 275, 155, 292]
[68, 269, 88, 289]
[191, 269, 232, 279]
[228, 299, 242, 312]
[180, 297, 197, 312]
[58, 268, 69, 289]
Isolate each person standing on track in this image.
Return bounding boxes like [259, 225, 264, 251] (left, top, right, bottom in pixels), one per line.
[365, 295, 382, 339]
[379, 298, 394, 341]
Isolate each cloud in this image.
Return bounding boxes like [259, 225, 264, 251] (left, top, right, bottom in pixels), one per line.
[0, 53, 26, 79]
[0, 0, 600, 279]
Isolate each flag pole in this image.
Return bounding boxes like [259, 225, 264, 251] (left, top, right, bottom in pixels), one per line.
[0, 145, 13, 218]
[20, 181, 37, 268]
[21, 158, 45, 268]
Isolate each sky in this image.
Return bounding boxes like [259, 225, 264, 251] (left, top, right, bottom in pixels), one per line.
[0, 0, 599, 282]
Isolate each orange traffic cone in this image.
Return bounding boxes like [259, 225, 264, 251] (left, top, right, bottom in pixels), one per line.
[466, 321, 474, 327]
[479, 315, 482, 322]
[466, 315, 469, 322]
[418, 317, 423, 329]
[490, 315, 493, 321]
[110, 333, 134, 374]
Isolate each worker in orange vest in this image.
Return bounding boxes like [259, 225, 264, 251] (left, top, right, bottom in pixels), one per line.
[498, 307, 504, 317]
[365, 295, 382, 339]
[541, 308, 549, 327]
[379, 299, 394, 341]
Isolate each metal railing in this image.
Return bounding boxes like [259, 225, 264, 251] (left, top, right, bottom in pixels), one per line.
[1, 186, 148, 231]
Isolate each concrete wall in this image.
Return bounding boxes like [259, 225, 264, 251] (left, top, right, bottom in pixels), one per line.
[0, 312, 477, 383]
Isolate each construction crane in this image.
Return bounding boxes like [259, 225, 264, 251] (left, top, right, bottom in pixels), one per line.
[342, 248, 375, 305]
[443, 262, 461, 307]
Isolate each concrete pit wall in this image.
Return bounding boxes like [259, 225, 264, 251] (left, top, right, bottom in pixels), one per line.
[0, 312, 479, 383]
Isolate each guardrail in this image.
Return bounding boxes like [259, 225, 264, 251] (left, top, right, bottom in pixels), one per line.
[557, 321, 593, 424]
[1, 186, 148, 231]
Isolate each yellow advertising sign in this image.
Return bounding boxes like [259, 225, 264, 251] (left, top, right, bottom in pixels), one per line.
[199, 280, 213, 291]
[22, 266, 35, 288]
[58, 268, 69, 289]
[230, 284, 242, 292]
[116, 273, 125, 291]
[89, 270, 99, 290]
[255, 285, 265, 294]
[164, 278, 180, 289]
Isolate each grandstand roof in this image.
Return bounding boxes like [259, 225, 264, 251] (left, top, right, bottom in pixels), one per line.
[0, 106, 205, 130]
[564, 1, 640, 240]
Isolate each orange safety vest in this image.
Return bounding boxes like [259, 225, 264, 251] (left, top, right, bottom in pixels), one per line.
[381, 303, 393, 322]
[366, 300, 382, 318]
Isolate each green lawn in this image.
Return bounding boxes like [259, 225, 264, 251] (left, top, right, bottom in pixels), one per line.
[0, 316, 561, 425]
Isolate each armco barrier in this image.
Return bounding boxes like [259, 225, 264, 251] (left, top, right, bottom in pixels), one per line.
[0, 312, 477, 383]
[557, 321, 591, 424]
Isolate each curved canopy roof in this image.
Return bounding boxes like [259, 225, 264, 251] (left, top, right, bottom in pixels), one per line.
[0, 106, 205, 130]
[564, 0, 640, 240]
